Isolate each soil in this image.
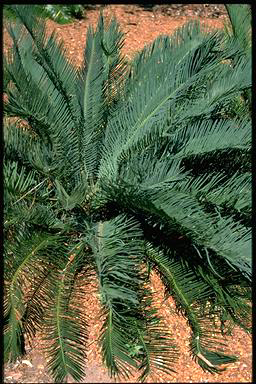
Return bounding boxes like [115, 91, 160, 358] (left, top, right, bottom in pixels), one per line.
[3, 4, 252, 383]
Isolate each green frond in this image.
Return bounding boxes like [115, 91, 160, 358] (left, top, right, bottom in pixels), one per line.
[206, 216, 251, 280]
[150, 185, 251, 280]
[101, 16, 128, 105]
[42, 251, 90, 383]
[77, 16, 106, 179]
[89, 215, 179, 380]
[145, 243, 237, 373]
[100, 309, 139, 379]
[5, 6, 83, 188]
[54, 176, 88, 211]
[169, 171, 251, 220]
[89, 215, 143, 377]
[4, 282, 25, 363]
[4, 21, 53, 134]
[7, 5, 80, 117]
[21, 267, 53, 341]
[75, 14, 129, 181]
[4, 160, 37, 203]
[136, 301, 179, 382]
[119, 155, 187, 191]
[100, 26, 251, 183]
[224, 4, 251, 60]
[3, 158, 67, 232]
[145, 244, 213, 305]
[128, 20, 219, 89]
[99, 27, 228, 180]
[196, 266, 251, 334]
[171, 56, 251, 124]
[4, 121, 54, 176]
[6, 202, 67, 233]
[163, 172, 252, 226]
[170, 118, 250, 161]
[4, 232, 62, 363]
[206, 172, 251, 213]
[100, 157, 251, 279]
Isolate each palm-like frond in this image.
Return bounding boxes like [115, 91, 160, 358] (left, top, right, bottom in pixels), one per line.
[101, 16, 128, 105]
[99, 25, 250, 183]
[145, 243, 238, 373]
[107, 167, 251, 281]
[43, 251, 90, 383]
[128, 20, 219, 92]
[175, 171, 251, 217]
[150, 185, 251, 280]
[4, 232, 61, 362]
[4, 161, 37, 202]
[77, 14, 128, 180]
[89, 215, 144, 378]
[171, 55, 251, 124]
[4, 120, 54, 176]
[116, 149, 186, 193]
[5, 6, 129, 189]
[167, 166, 250, 221]
[136, 301, 179, 382]
[195, 265, 251, 335]
[89, 214, 178, 380]
[224, 4, 251, 61]
[4, 6, 85, 189]
[78, 17, 106, 179]
[223, 4, 252, 116]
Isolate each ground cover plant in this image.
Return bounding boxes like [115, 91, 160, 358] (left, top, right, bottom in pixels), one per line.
[4, 4, 251, 383]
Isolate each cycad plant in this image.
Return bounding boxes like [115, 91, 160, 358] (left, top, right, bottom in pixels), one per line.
[4, 4, 251, 383]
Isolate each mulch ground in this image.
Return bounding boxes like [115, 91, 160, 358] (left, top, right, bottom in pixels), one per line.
[3, 4, 252, 383]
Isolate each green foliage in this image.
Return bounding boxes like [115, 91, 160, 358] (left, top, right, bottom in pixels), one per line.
[224, 4, 251, 60]
[3, 4, 85, 24]
[222, 4, 252, 117]
[3, 5, 20, 20]
[43, 4, 85, 24]
[4, 4, 251, 383]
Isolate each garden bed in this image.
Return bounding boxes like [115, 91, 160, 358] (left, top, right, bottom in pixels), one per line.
[3, 4, 252, 383]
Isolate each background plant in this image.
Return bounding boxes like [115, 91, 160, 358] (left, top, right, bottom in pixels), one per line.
[3, 4, 86, 24]
[4, 4, 251, 383]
